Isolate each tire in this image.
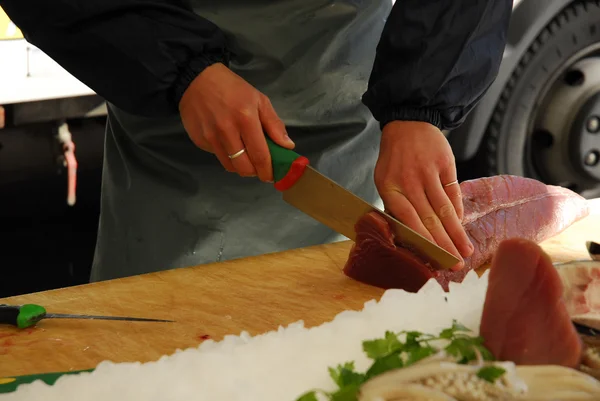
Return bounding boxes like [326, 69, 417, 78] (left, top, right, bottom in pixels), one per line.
[476, 0, 600, 198]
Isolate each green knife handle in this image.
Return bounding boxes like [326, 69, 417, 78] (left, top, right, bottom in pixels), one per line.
[0, 304, 46, 329]
[266, 137, 309, 191]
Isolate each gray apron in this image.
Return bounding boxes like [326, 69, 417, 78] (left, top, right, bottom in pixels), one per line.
[90, 0, 390, 282]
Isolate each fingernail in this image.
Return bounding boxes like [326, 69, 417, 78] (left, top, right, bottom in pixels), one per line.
[285, 134, 295, 145]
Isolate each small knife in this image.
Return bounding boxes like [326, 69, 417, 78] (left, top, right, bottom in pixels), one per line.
[266, 138, 460, 270]
[574, 321, 599, 337]
[586, 241, 600, 261]
[0, 304, 174, 329]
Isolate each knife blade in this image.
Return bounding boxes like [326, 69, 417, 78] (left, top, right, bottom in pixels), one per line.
[266, 138, 460, 270]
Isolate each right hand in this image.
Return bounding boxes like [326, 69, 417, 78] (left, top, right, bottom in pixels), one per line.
[178, 62, 295, 182]
[374, 121, 474, 270]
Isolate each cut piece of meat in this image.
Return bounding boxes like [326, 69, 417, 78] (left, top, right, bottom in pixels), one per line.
[479, 238, 583, 367]
[342, 212, 439, 292]
[555, 261, 600, 330]
[343, 175, 589, 292]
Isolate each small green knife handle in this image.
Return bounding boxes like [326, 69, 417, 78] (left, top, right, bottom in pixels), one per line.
[17, 304, 47, 329]
[266, 137, 309, 191]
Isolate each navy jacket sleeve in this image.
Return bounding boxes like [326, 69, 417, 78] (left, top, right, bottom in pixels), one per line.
[362, 0, 513, 131]
[0, 0, 229, 117]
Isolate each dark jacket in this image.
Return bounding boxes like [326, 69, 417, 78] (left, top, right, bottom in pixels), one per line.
[0, 0, 512, 131]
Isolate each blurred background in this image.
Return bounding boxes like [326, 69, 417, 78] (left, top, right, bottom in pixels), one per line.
[2, 0, 600, 297]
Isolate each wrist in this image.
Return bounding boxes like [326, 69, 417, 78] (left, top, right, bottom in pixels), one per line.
[174, 52, 229, 111]
[378, 107, 443, 131]
[381, 120, 442, 137]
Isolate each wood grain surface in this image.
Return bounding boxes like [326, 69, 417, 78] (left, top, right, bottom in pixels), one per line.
[2, 199, 600, 377]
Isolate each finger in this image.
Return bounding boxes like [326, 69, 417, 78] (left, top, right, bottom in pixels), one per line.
[440, 165, 464, 221]
[240, 109, 274, 182]
[404, 186, 464, 271]
[258, 95, 294, 149]
[444, 181, 464, 222]
[380, 188, 436, 245]
[211, 138, 236, 173]
[425, 178, 473, 259]
[216, 121, 257, 177]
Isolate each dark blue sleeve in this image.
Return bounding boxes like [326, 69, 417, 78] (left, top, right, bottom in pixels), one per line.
[362, 0, 513, 131]
[0, 0, 229, 117]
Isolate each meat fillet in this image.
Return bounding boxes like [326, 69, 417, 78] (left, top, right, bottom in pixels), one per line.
[343, 175, 589, 292]
[479, 238, 583, 367]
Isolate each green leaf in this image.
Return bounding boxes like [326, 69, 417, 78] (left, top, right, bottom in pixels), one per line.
[295, 391, 320, 401]
[362, 331, 402, 359]
[439, 320, 471, 339]
[329, 384, 360, 401]
[328, 362, 365, 388]
[405, 344, 437, 366]
[365, 353, 404, 379]
[477, 366, 506, 383]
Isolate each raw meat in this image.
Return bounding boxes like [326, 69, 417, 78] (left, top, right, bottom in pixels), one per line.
[555, 261, 600, 330]
[343, 175, 589, 292]
[343, 212, 438, 292]
[479, 238, 583, 367]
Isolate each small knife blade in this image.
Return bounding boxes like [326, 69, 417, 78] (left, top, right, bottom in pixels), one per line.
[574, 321, 599, 337]
[44, 313, 174, 323]
[586, 241, 600, 261]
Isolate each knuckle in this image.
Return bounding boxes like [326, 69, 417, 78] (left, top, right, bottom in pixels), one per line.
[422, 214, 441, 231]
[259, 93, 272, 105]
[237, 108, 254, 123]
[252, 152, 270, 168]
[215, 120, 235, 134]
[438, 203, 455, 220]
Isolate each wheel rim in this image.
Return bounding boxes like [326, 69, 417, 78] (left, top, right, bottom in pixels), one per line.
[527, 45, 600, 198]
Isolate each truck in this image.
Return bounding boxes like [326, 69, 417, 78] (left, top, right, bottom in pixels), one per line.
[449, 0, 600, 200]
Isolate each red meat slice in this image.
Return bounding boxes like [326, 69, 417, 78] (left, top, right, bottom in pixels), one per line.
[479, 238, 582, 367]
[343, 212, 438, 292]
[343, 175, 589, 292]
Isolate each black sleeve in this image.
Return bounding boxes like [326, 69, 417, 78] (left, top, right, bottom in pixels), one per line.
[0, 0, 229, 117]
[361, 0, 513, 131]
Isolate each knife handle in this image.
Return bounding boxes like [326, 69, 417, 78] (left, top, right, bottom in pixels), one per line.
[266, 137, 309, 191]
[0, 304, 46, 328]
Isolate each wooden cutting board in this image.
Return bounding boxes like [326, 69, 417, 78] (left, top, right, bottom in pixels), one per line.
[1, 199, 599, 381]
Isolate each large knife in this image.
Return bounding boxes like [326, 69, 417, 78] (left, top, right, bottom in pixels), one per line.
[266, 138, 460, 270]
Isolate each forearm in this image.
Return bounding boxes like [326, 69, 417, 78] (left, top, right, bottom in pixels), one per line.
[0, 0, 229, 117]
[362, 0, 513, 131]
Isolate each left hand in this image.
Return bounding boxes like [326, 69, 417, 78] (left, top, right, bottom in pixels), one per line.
[374, 121, 474, 270]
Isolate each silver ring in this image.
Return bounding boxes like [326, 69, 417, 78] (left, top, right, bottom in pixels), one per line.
[228, 148, 246, 159]
[443, 180, 459, 187]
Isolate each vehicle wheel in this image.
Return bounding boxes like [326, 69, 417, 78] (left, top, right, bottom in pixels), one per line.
[478, 0, 600, 198]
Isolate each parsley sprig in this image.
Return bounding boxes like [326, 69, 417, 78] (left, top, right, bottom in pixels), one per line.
[295, 321, 504, 401]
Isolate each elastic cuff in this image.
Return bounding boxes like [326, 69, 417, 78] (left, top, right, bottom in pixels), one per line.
[172, 51, 229, 109]
[378, 107, 443, 131]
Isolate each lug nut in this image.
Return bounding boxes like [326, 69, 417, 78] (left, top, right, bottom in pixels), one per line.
[587, 116, 600, 133]
[584, 150, 599, 166]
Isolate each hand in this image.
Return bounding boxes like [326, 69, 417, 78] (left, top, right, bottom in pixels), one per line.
[374, 121, 474, 270]
[178, 62, 295, 182]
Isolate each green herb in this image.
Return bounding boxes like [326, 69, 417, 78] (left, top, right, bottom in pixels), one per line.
[296, 391, 320, 401]
[477, 366, 507, 383]
[294, 321, 503, 401]
[362, 331, 402, 359]
[328, 362, 365, 388]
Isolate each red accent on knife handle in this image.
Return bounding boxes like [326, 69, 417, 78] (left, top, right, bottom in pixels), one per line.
[274, 156, 309, 191]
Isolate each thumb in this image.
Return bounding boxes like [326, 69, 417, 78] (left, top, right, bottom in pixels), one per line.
[258, 95, 295, 149]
